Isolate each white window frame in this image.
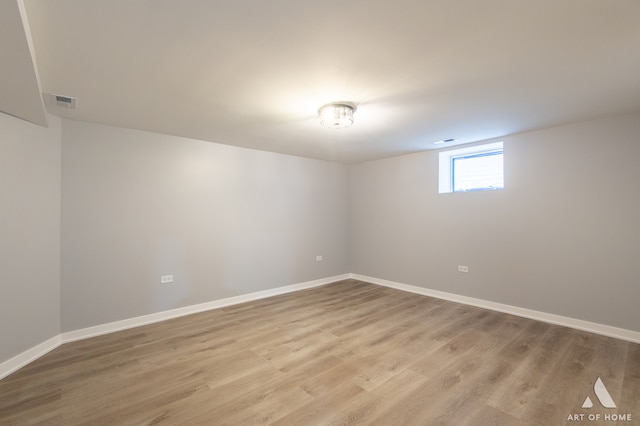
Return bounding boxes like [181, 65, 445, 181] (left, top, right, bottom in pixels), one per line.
[438, 142, 504, 193]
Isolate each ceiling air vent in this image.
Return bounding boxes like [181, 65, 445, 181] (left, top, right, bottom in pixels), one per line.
[433, 138, 457, 145]
[50, 94, 77, 109]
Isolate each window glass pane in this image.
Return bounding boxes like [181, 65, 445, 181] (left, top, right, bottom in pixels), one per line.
[452, 151, 503, 192]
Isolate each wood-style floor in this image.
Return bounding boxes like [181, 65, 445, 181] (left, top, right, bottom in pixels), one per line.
[1, 279, 638, 425]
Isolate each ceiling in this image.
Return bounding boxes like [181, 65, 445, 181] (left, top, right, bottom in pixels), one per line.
[0, 0, 47, 126]
[3, 0, 640, 163]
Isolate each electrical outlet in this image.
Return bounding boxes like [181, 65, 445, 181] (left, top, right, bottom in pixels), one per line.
[316, 255, 323, 261]
[160, 275, 174, 284]
[458, 265, 469, 273]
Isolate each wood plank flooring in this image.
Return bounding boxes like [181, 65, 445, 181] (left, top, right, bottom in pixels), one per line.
[1, 279, 638, 425]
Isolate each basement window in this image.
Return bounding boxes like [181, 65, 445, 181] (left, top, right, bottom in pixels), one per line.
[439, 142, 504, 193]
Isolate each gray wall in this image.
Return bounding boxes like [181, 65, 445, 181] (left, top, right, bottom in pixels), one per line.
[0, 113, 61, 362]
[350, 112, 640, 332]
[4, 109, 639, 365]
[61, 120, 349, 331]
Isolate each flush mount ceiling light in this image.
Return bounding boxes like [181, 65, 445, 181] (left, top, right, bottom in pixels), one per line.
[318, 103, 356, 129]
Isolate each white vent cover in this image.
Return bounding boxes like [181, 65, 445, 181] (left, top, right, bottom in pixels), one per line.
[49, 94, 77, 109]
[433, 138, 457, 145]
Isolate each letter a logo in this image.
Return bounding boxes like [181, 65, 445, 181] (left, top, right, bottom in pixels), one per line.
[581, 377, 616, 409]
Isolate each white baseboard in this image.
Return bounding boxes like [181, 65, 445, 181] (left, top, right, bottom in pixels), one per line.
[350, 273, 640, 344]
[4, 271, 637, 382]
[0, 274, 349, 380]
[0, 335, 62, 381]
[61, 274, 349, 344]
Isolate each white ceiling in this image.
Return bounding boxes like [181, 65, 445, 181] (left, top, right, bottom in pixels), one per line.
[0, 0, 47, 126]
[4, 0, 640, 163]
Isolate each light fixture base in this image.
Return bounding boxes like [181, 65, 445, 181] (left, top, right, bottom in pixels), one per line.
[318, 103, 356, 129]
